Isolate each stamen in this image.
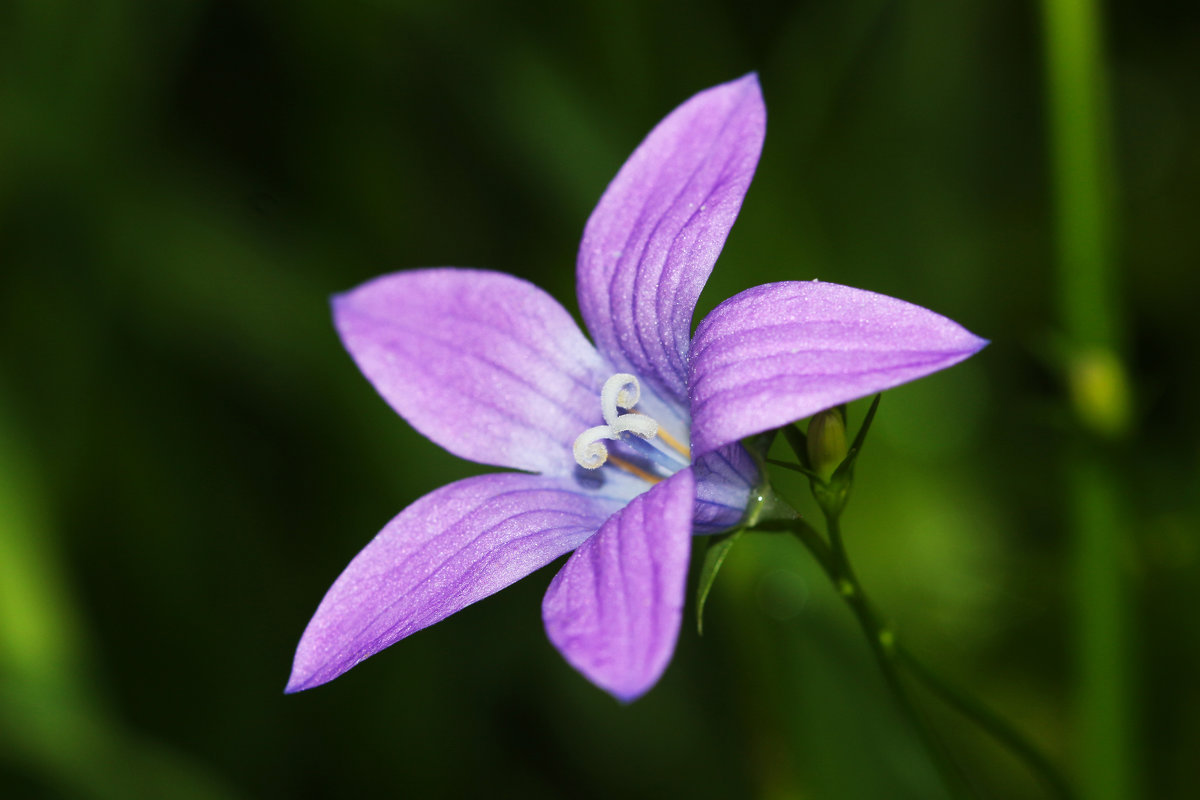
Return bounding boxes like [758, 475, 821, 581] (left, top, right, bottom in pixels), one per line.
[631, 410, 690, 459]
[606, 454, 663, 485]
[572, 372, 685, 476]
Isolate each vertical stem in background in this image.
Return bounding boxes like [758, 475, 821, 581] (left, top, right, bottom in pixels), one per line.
[1041, 0, 1120, 349]
[1040, 1, 1136, 799]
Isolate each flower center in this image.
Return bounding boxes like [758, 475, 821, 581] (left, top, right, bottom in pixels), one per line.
[572, 374, 691, 483]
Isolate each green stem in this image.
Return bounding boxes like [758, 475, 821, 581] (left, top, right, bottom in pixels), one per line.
[1041, 0, 1120, 349]
[1040, 0, 1136, 797]
[753, 517, 835, 577]
[821, 515, 974, 799]
[894, 644, 1075, 800]
[764, 509, 973, 797]
[762, 503, 1074, 798]
[1068, 453, 1132, 800]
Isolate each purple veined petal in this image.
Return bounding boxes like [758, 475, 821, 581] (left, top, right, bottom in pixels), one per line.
[692, 443, 759, 534]
[333, 268, 611, 476]
[542, 468, 695, 703]
[577, 74, 766, 405]
[688, 281, 989, 458]
[287, 472, 627, 693]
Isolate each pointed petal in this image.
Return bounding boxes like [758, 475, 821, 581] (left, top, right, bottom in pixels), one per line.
[287, 473, 624, 693]
[542, 468, 695, 702]
[577, 74, 766, 403]
[688, 281, 989, 457]
[333, 269, 609, 476]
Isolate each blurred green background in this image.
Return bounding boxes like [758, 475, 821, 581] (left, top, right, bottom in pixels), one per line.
[2, 0, 1197, 798]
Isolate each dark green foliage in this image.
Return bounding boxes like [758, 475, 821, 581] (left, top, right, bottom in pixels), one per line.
[2, 1, 1198, 798]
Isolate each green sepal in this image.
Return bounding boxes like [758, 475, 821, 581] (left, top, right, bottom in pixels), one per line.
[782, 424, 808, 465]
[811, 395, 882, 520]
[742, 429, 778, 461]
[830, 394, 881, 486]
[765, 457, 823, 483]
[696, 528, 744, 635]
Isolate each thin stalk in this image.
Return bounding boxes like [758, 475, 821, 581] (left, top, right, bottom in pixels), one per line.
[777, 506, 1078, 798]
[1041, 0, 1120, 348]
[1040, 1, 1136, 798]
[821, 515, 974, 799]
[894, 644, 1075, 800]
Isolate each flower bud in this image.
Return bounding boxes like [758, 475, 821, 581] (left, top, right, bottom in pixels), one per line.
[806, 407, 848, 480]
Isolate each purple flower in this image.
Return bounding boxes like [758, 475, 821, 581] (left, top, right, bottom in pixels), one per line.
[287, 74, 987, 701]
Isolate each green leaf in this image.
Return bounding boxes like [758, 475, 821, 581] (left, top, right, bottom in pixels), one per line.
[695, 528, 744, 635]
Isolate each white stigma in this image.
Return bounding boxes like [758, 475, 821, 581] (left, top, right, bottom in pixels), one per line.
[573, 374, 660, 469]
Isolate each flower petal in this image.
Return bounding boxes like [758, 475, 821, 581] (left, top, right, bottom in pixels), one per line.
[286, 473, 624, 693]
[577, 74, 766, 403]
[333, 269, 609, 475]
[692, 443, 758, 534]
[688, 281, 989, 457]
[542, 468, 695, 702]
